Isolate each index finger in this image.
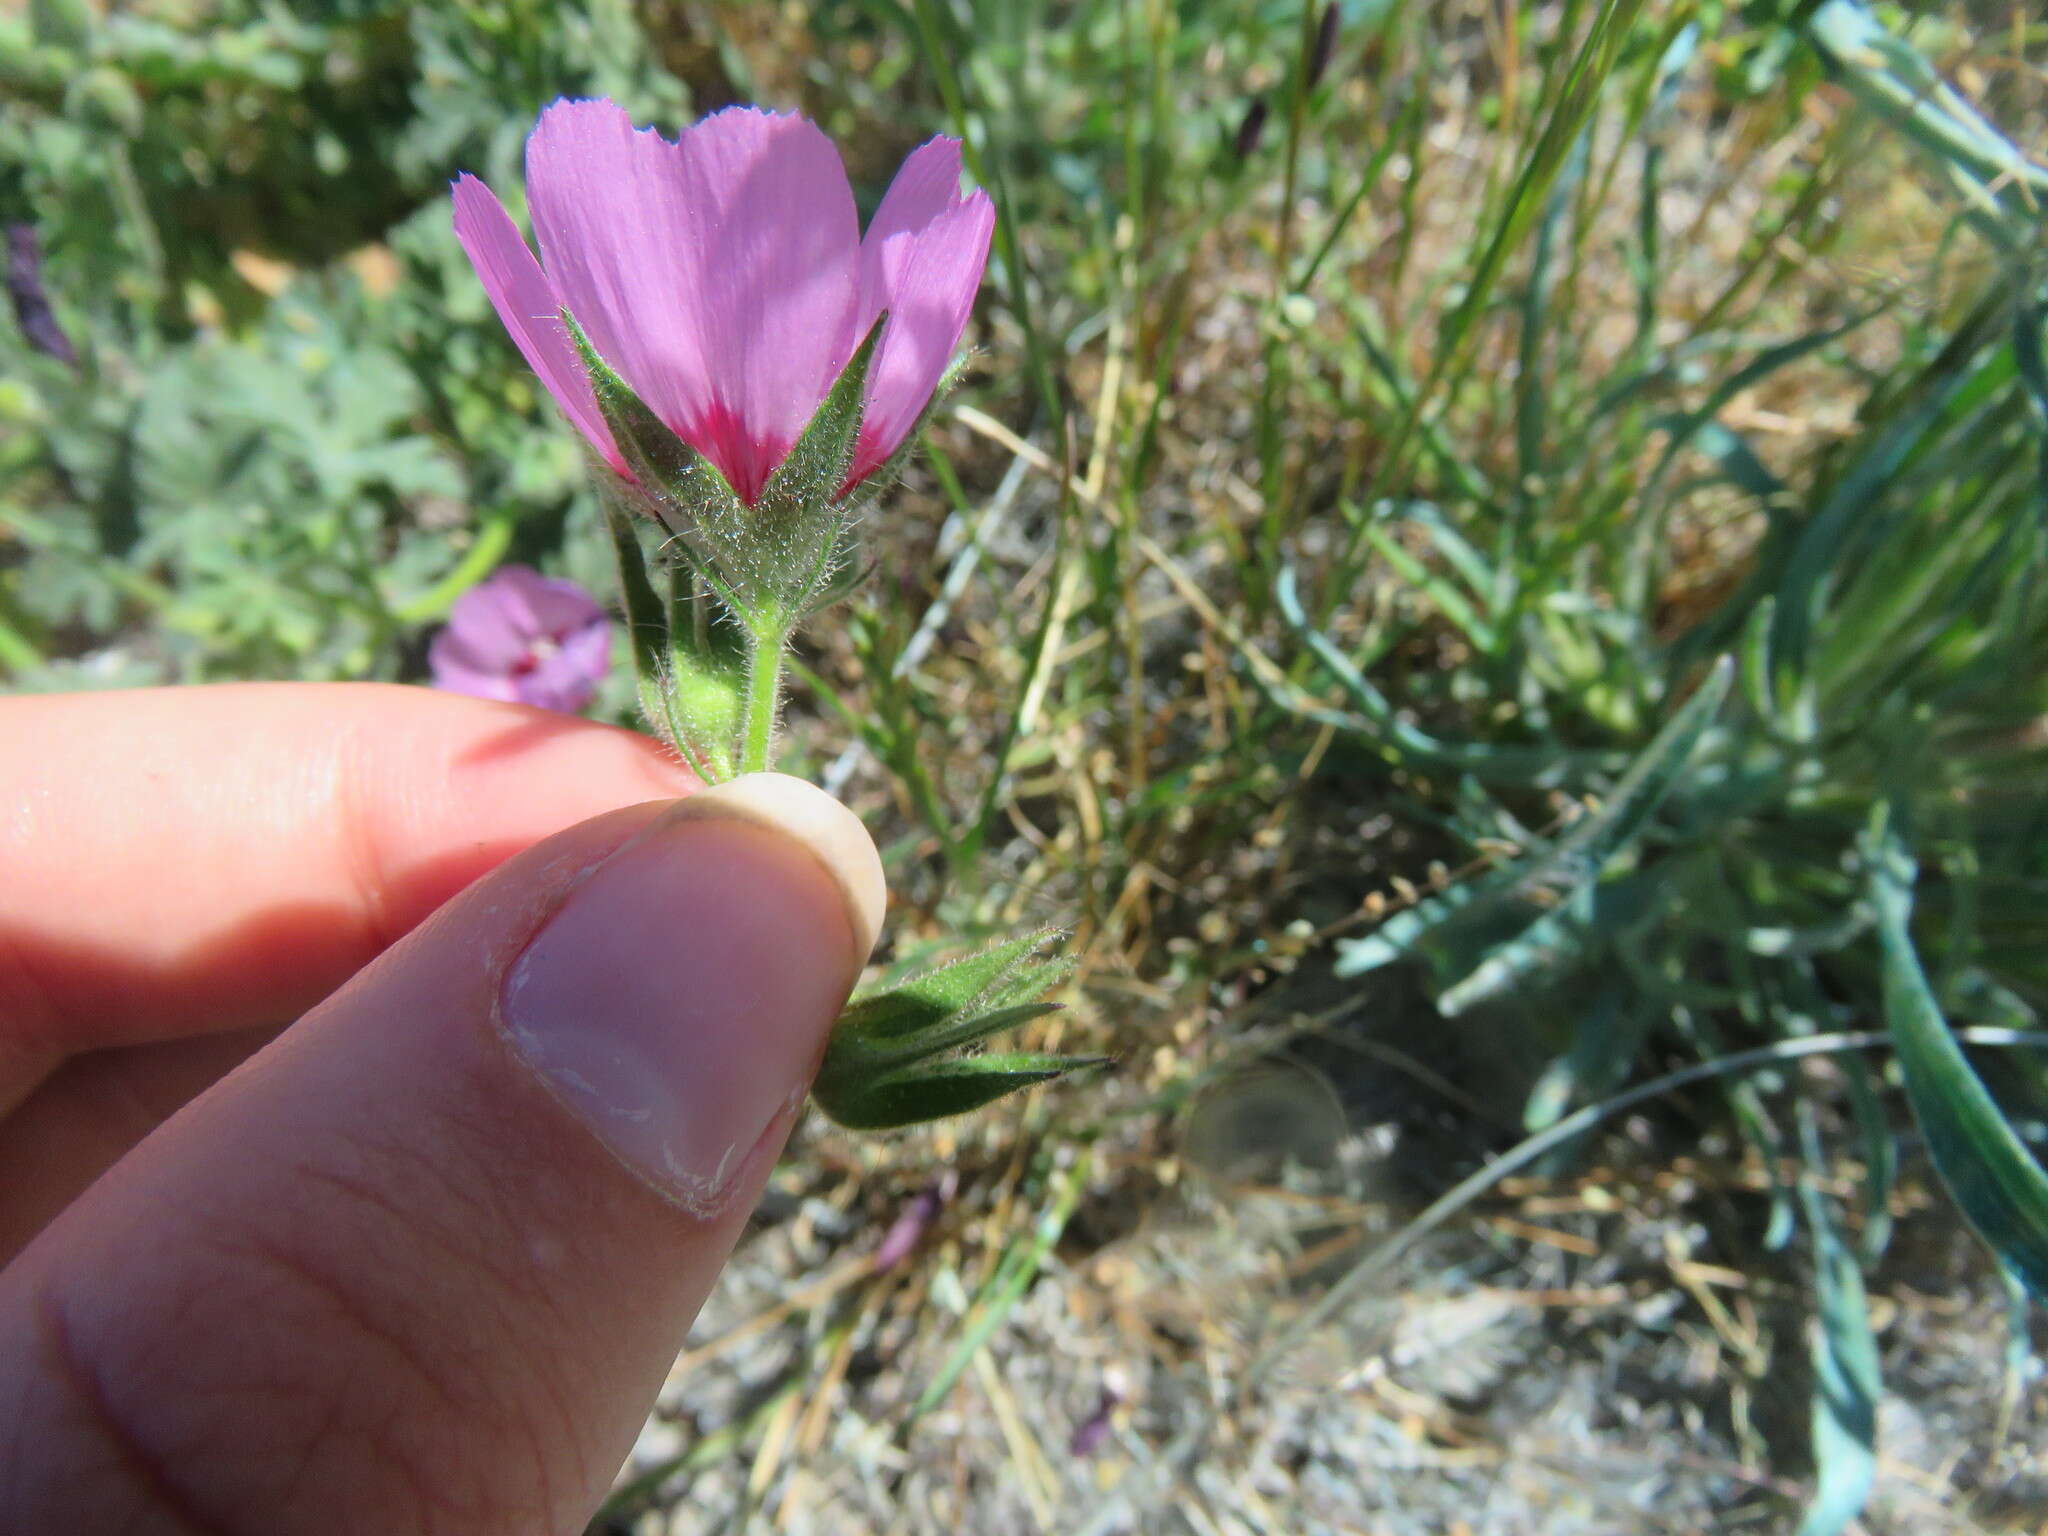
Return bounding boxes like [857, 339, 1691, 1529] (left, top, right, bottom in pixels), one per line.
[0, 683, 695, 1102]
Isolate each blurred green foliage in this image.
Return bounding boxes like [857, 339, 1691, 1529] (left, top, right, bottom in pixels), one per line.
[0, 0, 689, 686]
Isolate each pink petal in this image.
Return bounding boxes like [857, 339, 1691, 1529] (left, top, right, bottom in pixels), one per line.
[441, 574, 541, 668]
[429, 565, 612, 712]
[849, 138, 995, 487]
[525, 100, 862, 503]
[528, 621, 611, 711]
[428, 629, 521, 702]
[525, 101, 707, 467]
[450, 174, 623, 474]
[496, 564, 606, 635]
[672, 107, 861, 501]
[430, 660, 520, 703]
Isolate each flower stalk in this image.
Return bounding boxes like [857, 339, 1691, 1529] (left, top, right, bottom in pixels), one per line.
[737, 620, 785, 777]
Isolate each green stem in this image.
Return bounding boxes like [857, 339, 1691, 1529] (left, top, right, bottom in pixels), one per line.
[738, 623, 787, 774]
[393, 510, 515, 622]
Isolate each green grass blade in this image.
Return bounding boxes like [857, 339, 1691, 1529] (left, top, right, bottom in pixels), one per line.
[1870, 820, 2048, 1301]
[1795, 1120, 1881, 1536]
[912, 1149, 1092, 1421]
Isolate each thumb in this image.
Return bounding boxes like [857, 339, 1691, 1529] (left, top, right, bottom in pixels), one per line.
[0, 774, 883, 1535]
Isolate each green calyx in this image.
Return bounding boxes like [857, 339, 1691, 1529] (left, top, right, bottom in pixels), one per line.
[811, 930, 1106, 1131]
[568, 311, 887, 779]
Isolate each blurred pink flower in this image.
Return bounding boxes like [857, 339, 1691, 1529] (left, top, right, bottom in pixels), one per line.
[428, 564, 610, 713]
[872, 1170, 957, 1273]
[452, 98, 995, 505]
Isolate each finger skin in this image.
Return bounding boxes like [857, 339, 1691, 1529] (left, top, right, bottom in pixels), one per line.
[0, 794, 873, 1534]
[0, 1025, 281, 1263]
[0, 683, 697, 1103]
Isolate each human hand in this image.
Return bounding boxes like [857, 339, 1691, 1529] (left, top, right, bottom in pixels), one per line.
[0, 683, 883, 1533]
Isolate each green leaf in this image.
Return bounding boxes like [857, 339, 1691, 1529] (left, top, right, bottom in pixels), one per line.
[812, 929, 1091, 1129]
[816, 1053, 1106, 1133]
[839, 929, 1065, 1038]
[1796, 1158, 1881, 1536]
[1870, 819, 2048, 1301]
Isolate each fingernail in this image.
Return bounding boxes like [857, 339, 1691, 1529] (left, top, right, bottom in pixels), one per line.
[500, 775, 884, 1213]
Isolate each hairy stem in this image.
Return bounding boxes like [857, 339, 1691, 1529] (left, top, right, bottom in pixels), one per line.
[738, 623, 787, 775]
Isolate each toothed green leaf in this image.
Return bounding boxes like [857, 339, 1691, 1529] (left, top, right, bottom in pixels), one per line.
[829, 1001, 1064, 1074]
[814, 929, 1090, 1128]
[814, 1053, 1106, 1132]
[841, 929, 1063, 1038]
[975, 954, 1080, 1016]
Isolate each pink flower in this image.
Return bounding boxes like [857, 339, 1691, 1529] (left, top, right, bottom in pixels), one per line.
[872, 1171, 957, 1273]
[428, 564, 610, 713]
[452, 99, 995, 506]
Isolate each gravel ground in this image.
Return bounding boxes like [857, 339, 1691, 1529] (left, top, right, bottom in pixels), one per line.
[597, 1023, 2048, 1535]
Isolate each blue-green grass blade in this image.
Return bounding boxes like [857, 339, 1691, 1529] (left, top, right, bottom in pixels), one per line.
[1358, 522, 1498, 655]
[1770, 353, 1982, 690]
[1277, 563, 1621, 786]
[1810, 0, 2048, 243]
[1795, 1119, 1881, 1536]
[1631, 313, 1877, 617]
[1845, 1055, 1897, 1265]
[1524, 984, 1652, 1134]
[1870, 821, 2048, 1301]
[1380, 501, 1498, 610]
[1338, 661, 1730, 980]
